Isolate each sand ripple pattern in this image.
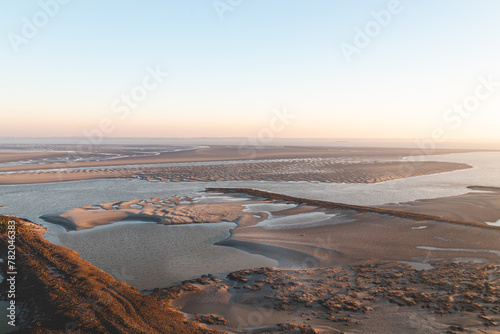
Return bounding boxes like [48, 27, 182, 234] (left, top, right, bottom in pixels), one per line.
[0, 158, 471, 184]
[130, 160, 469, 184]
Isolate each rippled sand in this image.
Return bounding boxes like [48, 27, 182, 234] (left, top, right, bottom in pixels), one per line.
[0, 146, 474, 185]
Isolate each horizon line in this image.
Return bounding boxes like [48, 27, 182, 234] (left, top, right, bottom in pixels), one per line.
[1, 136, 499, 143]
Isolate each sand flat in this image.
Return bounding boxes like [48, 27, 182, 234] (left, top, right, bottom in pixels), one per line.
[42, 195, 265, 231]
[0, 145, 478, 171]
[384, 191, 500, 223]
[0, 159, 471, 185]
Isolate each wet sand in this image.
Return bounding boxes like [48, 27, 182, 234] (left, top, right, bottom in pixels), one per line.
[384, 189, 500, 224]
[205, 189, 500, 267]
[162, 189, 500, 333]
[0, 151, 69, 163]
[43, 190, 500, 286]
[226, 212, 500, 267]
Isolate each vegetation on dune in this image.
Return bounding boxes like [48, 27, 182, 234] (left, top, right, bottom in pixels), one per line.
[0, 215, 219, 334]
[0, 215, 28, 234]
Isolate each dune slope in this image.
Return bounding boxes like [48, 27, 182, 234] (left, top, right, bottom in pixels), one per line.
[0, 216, 219, 334]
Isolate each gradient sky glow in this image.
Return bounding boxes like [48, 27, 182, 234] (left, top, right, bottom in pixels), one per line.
[1, 0, 500, 142]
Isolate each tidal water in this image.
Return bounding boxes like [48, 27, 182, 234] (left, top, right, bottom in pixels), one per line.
[1, 151, 499, 288]
[1, 152, 499, 228]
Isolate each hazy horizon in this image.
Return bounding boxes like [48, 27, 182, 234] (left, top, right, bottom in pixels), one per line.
[1, 136, 499, 151]
[2, 1, 500, 142]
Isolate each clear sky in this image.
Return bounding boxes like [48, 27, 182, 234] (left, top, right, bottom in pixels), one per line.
[1, 0, 499, 142]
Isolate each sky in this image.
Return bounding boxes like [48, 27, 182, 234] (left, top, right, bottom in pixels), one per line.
[1, 0, 500, 143]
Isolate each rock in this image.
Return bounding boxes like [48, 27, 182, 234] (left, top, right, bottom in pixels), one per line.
[194, 314, 227, 325]
[449, 325, 466, 331]
[227, 271, 248, 283]
[362, 306, 374, 313]
[479, 315, 498, 326]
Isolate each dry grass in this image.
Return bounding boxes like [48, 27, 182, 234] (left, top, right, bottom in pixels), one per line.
[0, 215, 220, 334]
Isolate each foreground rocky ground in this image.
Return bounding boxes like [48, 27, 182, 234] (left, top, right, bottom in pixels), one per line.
[157, 261, 500, 333]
